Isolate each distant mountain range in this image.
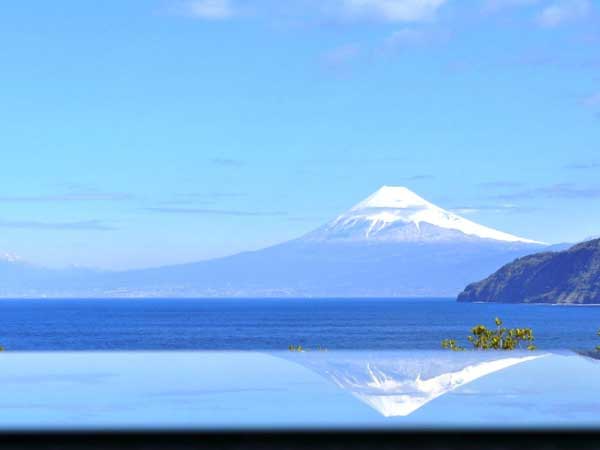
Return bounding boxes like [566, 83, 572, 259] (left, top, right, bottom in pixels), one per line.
[0, 186, 554, 298]
[458, 238, 600, 304]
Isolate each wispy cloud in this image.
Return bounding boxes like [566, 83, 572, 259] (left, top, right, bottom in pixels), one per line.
[157, 191, 246, 206]
[451, 204, 537, 215]
[501, 53, 600, 71]
[481, 0, 541, 14]
[478, 181, 525, 189]
[0, 219, 115, 231]
[170, 0, 449, 24]
[180, 0, 236, 20]
[322, 44, 362, 71]
[176, 0, 450, 23]
[0, 192, 131, 203]
[286, 215, 328, 223]
[210, 157, 244, 167]
[401, 174, 435, 181]
[536, 0, 592, 27]
[564, 161, 600, 169]
[583, 92, 600, 107]
[303, 155, 404, 166]
[383, 27, 440, 49]
[491, 183, 600, 200]
[207, 192, 246, 198]
[480, 0, 594, 29]
[171, 0, 598, 31]
[0, 183, 133, 203]
[178, 191, 246, 199]
[145, 207, 287, 217]
[334, 0, 448, 23]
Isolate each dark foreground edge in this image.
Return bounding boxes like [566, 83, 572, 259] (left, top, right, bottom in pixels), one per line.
[0, 430, 599, 450]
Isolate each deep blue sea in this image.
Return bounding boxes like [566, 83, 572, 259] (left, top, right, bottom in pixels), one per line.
[1, 298, 600, 351]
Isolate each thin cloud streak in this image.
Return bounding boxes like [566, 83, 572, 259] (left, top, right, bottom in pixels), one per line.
[145, 207, 287, 217]
[210, 158, 245, 167]
[174, 0, 448, 24]
[490, 183, 600, 200]
[322, 44, 362, 71]
[536, 0, 592, 27]
[180, 0, 236, 20]
[583, 92, 600, 107]
[478, 181, 525, 189]
[0, 193, 132, 203]
[336, 0, 448, 23]
[157, 191, 247, 206]
[481, 0, 541, 15]
[0, 219, 115, 231]
[402, 174, 435, 181]
[382, 27, 449, 52]
[451, 204, 538, 215]
[303, 156, 405, 166]
[565, 162, 600, 169]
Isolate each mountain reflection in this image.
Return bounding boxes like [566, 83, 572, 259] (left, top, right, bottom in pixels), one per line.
[283, 351, 545, 417]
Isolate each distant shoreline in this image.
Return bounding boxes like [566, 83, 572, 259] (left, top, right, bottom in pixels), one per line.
[0, 296, 456, 301]
[0, 297, 598, 305]
[470, 301, 600, 307]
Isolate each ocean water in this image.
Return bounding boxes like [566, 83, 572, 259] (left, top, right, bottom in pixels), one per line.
[1, 298, 600, 351]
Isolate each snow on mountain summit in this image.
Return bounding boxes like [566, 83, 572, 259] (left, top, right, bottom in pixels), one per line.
[304, 186, 543, 244]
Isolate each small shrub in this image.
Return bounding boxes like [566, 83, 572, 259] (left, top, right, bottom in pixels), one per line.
[441, 339, 464, 352]
[287, 344, 327, 352]
[442, 317, 536, 351]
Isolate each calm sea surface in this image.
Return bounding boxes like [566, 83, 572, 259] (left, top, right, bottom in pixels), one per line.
[1, 298, 600, 351]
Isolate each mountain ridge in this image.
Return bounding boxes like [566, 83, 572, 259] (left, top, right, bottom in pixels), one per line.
[457, 239, 600, 304]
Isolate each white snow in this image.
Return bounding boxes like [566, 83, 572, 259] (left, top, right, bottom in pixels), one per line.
[327, 354, 546, 417]
[316, 186, 543, 244]
[582, 235, 600, 243]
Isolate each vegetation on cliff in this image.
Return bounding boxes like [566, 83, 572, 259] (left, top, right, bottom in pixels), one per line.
[458, 239, 600, 304]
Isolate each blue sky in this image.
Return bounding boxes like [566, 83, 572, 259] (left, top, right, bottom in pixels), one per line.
[1, 0, 599, 269]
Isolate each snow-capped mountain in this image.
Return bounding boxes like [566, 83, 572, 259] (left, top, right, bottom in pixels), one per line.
[0, 186, 550, 297]
[76, 186, 547, 298]
[305, 186, 542, 244]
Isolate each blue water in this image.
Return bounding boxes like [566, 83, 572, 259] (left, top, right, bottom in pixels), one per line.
[1, 298, 600, 351]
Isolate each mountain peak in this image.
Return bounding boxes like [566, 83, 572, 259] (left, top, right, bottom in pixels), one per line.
[354, 186, 430, 210]
[304, 186, 544, 245]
